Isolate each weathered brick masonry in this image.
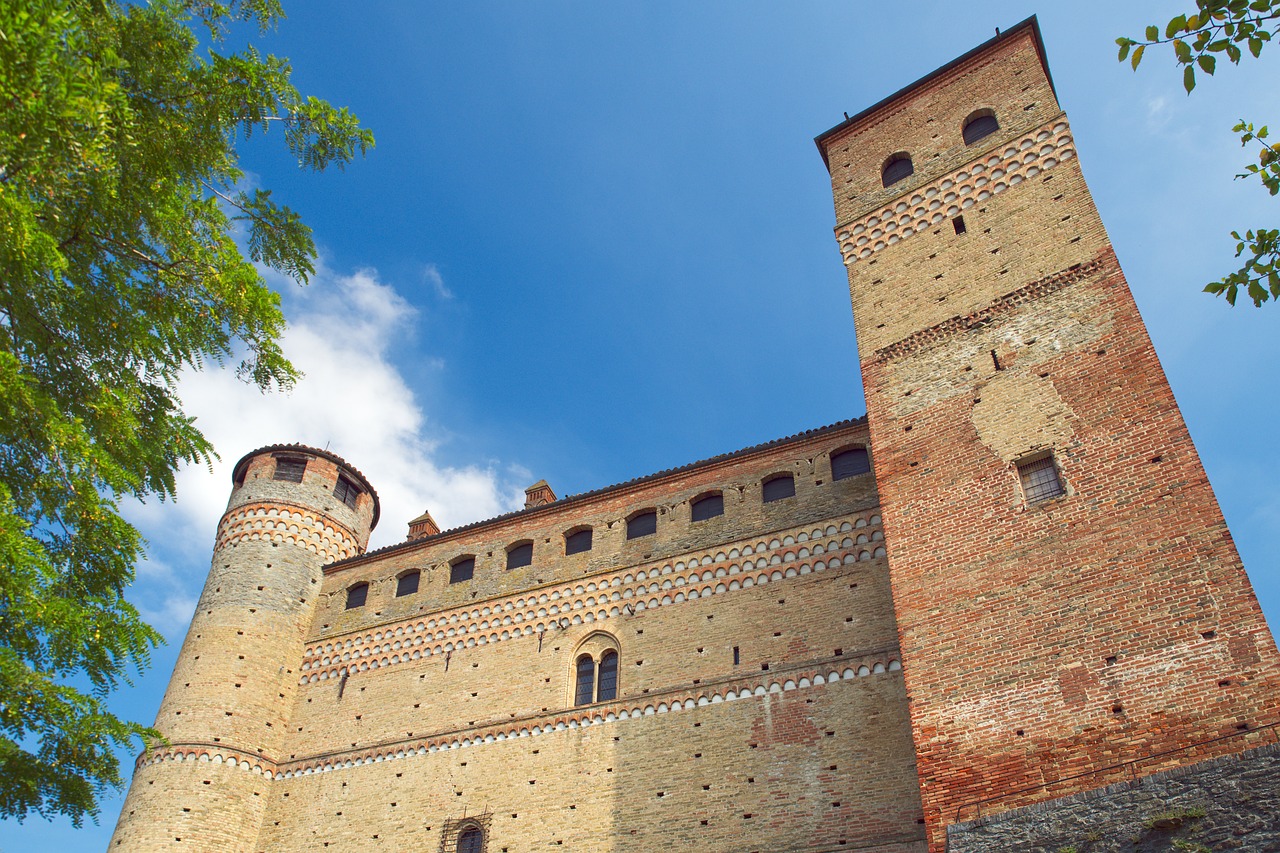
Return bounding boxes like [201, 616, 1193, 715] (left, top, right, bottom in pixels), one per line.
[111, 15, 1280, 853]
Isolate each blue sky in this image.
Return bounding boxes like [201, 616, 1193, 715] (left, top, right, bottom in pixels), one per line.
[6, 2, 1280, 850]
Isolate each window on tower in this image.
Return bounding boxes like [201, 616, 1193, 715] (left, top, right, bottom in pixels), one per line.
[690, 492, 724, 522]
[345, 582, 368, 609]
[449, 556, 475, 584]
[565, 527, 593, 555]
[506, 540, 534, 570]
[762, 473, 796, 502]
[962, 109, 1000, 145]
[831, 447, 871, 480]
[333, 474, 361, 510]
[455, 826, 483, 853]
[626, 509, 657, 540]
[882, 153, 914, 187]
[273, 456, 306, 483]
[395, 570, 420, 597]
[1017, 453, 1065, 504]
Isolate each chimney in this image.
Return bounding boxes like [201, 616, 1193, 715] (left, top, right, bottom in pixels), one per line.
[407, 510, 440, 541]
[524, 480, 556, 509]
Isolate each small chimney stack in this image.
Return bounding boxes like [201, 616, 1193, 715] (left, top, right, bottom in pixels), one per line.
[407, 510, 440, 541]
[524, 480, 556, 509]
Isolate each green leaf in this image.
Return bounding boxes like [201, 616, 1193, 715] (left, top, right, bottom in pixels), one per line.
[1132, 43, 1146, 69]
[1175, 38, 1193, 61]
[1117, 39, 1132, 61]
[1146, 24, 1160, 41]
[1184, 64, 1197, 92]
[1166, 13, 1188, 38]
[1227, 41, 1242, 62]
[1199, 54, 1217, 74]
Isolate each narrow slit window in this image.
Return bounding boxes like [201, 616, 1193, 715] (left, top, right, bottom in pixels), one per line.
[395, 571, 419, 597]
[333, 474, 360, 510]
[345, 582, 368, 610]
[762, 474, 795, 503]
[565, 527, 593, 555]
[690, 493, 724, 522]
[273, 457, 306, 483]
[574, 655, 596, 706]
[449, 557, 475, 584]
[953, 215, 966, 235]
[1018, 454, 1065, 503]
[626, 510, 657, 540]
[831, 448, 871, 480]
[596, 651, 619, 702]
[506, 541, 533, 570]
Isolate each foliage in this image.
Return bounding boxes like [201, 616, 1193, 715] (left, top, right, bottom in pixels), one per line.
[1116, 1, 1280, 306]
[0, 0, 371, 825]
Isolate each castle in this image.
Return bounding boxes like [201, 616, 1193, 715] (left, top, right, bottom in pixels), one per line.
[110, 18, 1280, 852]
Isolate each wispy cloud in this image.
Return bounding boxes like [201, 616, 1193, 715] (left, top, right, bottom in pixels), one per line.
[423, 263, 453, 300]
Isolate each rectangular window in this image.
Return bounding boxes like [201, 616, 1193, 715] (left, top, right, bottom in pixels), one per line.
[449, 558, 475, 584]
[396, 571, 420, 597]
[1018, 454, 1064, 504]
[273, 457, 306, 483]
[333, 475, 360, 510]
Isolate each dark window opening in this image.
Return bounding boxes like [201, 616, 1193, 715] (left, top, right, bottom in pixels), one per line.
[762, 474, 795, 503]
[456, 827, 483, 853]
[882, 154, 914, 187]
[333, 474, 360, 510]
[690, 493, 724, 522]
[953, 215, 967, 235]
[345, 583, 368, 610]
[597, 651, 618, 702]
[575, 655, 596, 706]
[273, 457, 306, 483]
[1018, 454, 1065, 503]
[449, 557, 475, 584]
[963, 111, 1000, 145]
[626, 510, 657, 540]
[506, 541, 533, 570]
[831, 448, 871, 480]
[565, 528, 593, 555]
[395, 571, 419, 597]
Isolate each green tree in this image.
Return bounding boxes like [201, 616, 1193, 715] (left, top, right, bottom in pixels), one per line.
[1117, 0, 1280, 306]
[0, 0, 372, 825]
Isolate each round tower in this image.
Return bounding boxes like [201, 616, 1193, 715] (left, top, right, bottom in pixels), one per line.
[110, 445, 378, 851]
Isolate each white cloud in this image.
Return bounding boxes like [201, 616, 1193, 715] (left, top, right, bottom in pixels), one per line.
[124, 260, 523, 639]
[423, 263, 453, 300]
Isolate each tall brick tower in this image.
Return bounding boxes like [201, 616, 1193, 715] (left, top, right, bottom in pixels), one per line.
[816, 17, 1280, 852]
[109, 446, 378, 850]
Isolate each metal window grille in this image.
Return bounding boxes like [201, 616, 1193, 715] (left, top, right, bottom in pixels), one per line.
[1018, 455, 1064, 503]
[832, 448, 871, 480]
[395, 571, 419, 597]
[345, 583, 368, 609]
[690, 493, 724, 522]
[762, 475, 795, 503]
[333, 475, 360, 509]
[506, 542, 533, 570]
[456, 828, 483, 853]
[565, 528, 593, 555]
[596, 651, 618, 702]
[575, 655, 596, 706]
[449, 558, 474, 584]
[626, 511, 657, 539]
[273, 457, 306, 483]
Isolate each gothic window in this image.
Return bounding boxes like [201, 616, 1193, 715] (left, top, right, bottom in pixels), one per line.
[596, 651, 618, 702]
[690, 492, 724, 522]
[395, 570, 419, 597]
[333, 474, 360, 510]
[626, 510, 657, 540]
[1018, 453, 1064, 504]
[506, 540, 534, 570]
[963, 109, 999, 145]
[831, 447, 871, 480]
[449, 556, 475, 584]
[456, 826, 483, 853]
[574, 655, 596, 706]
[762, 473, 795, 503]
[882, 153, 913, 187]
[565, 527, 593, 555]
[345, 582, 368, 609]
[273, 456, 306, 483]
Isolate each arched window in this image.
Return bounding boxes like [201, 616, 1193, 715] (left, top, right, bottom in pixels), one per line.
[395, 570, 419, 597]
[574, 655, 596, 706]
[345, 582, 368, 610]
[596, 651, 618, 702]
[831, 447, 871, 480]
[690, 492, 724, 522]
[882, 153, 913, 187]
[963, 110, 999, 145]
[626, 510, 657, 540]
[449, 556, 475, 584]
[456, 826, 483, 853]
[762, 473, 795, 503]
[565, 527, 593, 555]
[506, 540, 533, 570]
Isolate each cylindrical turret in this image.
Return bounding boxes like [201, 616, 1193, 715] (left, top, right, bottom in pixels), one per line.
[110, 445, 378, 851]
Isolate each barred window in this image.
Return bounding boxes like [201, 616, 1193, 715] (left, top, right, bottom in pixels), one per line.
[574, 655, 596, 706]
[456, 826, 483, 853]
[449, 557, 475, 584]
[333, 474, 360, 510]
[273, 456, 306, 483]
[831, 447, 871, 480]
[506, 541, 533, 570]
[565, 527, 593, 555]
[1018, 454, 1064, 504]
[762, 473, 795, 503]
[345, 582, 368, 610]
[395, 570, 419, 597]
[690, 492, 724, 522]
[626, 510, 657, 540]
